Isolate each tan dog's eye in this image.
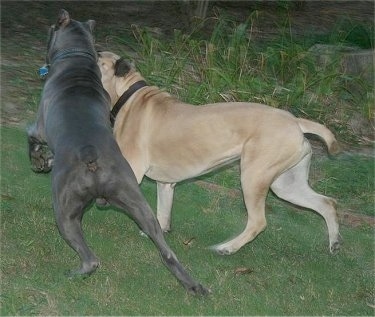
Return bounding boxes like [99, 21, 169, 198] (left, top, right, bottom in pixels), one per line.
[99, 62, 109, 71]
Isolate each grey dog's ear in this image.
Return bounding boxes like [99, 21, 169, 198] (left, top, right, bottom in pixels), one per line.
[114, 58, 132, 77]
[57, 9, 70, 28]
[86, 20, 96, 33]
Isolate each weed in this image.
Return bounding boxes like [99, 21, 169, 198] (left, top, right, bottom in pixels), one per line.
[126, 13, 373, 144]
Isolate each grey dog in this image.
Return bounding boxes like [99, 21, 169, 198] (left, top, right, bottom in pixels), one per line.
[27, 9, 208, 295]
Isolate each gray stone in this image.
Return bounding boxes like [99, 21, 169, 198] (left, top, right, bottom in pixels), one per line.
[308, 44, 374, 82]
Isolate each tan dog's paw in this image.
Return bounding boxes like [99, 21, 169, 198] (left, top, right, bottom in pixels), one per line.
[329, 234, 342, 254]
[211, 243, 238, 255]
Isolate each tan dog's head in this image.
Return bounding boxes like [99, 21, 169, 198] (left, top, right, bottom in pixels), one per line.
[97, 51, 136, 106]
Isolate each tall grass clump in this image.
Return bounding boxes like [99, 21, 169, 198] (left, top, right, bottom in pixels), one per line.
[122, 13, 373, 144]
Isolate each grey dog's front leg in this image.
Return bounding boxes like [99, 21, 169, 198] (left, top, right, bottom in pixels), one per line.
[27, 123, 54, 173]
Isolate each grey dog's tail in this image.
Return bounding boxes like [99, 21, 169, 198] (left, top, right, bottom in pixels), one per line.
[79, 145, 99, 172]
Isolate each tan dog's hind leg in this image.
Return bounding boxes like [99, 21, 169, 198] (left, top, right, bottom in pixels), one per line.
[270, 149, 340, 253]
[157, 182, 176, 232]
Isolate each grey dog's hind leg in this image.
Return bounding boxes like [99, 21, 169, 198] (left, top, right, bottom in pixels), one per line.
[107, 186, 209, 295]
[52, 175, 99, 276]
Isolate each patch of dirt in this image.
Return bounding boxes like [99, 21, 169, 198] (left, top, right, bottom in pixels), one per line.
[338, 210, 375, 228]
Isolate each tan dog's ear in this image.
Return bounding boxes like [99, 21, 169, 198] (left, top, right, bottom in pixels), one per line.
[114, 58, 132, 77]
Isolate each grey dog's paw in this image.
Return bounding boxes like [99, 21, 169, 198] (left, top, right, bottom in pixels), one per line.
[28, 139, 54, 173]
[188, 283, 211, 296]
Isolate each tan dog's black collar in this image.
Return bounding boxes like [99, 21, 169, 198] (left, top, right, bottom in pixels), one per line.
[110, 80, 147, 126]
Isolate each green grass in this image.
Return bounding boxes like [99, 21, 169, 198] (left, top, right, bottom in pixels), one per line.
[1, 3, 374, 315]
[1, 125, 374, 315]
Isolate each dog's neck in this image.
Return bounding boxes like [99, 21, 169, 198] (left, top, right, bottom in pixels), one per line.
[116, 71, 146, 99]
[50, 48, 96, 65]
[110, 79, 147, 126]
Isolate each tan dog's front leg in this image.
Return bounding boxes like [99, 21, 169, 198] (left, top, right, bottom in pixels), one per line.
[157, 182, 176, 232]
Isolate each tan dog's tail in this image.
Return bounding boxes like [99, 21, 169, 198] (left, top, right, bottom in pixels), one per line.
[297, 118, 340, 155]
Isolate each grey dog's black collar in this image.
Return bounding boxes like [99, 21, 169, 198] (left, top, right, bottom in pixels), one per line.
[110, 80, 147, 126]
[40, 48, 96, 78]
[50, 48, 96, 64]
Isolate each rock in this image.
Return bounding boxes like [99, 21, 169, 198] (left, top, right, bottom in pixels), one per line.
[308, 44, 374, 82]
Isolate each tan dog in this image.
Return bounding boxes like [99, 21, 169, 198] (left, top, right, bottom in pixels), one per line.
[98, 51, 341, 255]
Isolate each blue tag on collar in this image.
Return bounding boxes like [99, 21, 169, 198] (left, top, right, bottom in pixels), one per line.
[39, 65, 49, 78]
